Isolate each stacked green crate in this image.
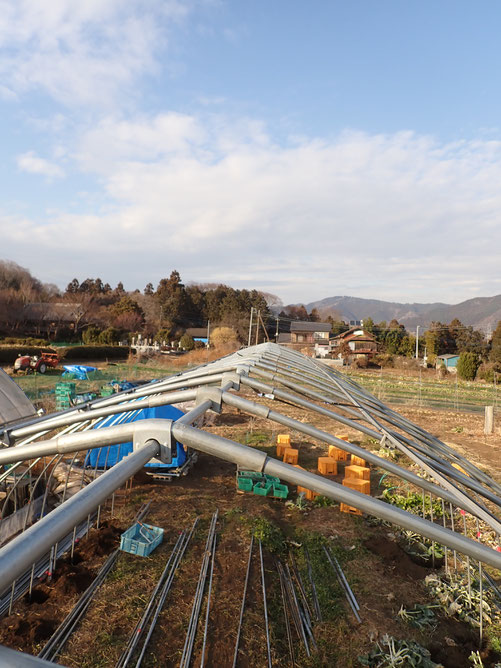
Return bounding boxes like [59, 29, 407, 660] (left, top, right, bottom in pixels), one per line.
[236, 470, 289, 499]
[100, 385, 114, 397]
[55, 382, 76, 410]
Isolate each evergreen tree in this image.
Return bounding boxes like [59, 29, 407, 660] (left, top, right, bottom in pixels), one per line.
[490, 321, 501, 369]
[457, 352, 480, 380]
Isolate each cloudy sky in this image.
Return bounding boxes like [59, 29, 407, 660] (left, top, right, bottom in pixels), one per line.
[2, 1, 501, 306]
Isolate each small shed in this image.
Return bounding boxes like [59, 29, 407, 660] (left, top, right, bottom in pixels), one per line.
[436, 354, 460, 371]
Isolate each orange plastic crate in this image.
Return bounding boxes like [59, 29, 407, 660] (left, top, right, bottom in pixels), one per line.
[276, 443, 288, 457]
[297, 485, 318, 501]
[328, 445, 349, 461]
[344, 465, 370, 481]
[340, 503, 362, 516]
[351, 455, 366, 467]
[342, 478, 370, 494]
[277, 434, 291, 445]
[317, 457, 338, 475]
[283, 448, 299, 465]
[335, 433, 350, 442]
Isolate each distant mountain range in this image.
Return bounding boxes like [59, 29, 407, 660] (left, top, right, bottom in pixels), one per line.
[293, 295, 501, 331]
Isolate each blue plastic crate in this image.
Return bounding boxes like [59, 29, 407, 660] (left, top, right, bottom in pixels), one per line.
[120, 523, 164, 557]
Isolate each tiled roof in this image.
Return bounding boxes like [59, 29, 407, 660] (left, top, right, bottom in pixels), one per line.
[290, 321, 331, 333]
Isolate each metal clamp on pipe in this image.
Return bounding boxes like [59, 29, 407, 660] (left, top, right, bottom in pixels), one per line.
[220, 372, 241, 390]
[196, 387, 223, 414]
[133, 419, 173, 464]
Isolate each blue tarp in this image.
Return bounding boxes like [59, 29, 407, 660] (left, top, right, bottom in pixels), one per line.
[85, 404, 186, 470]
[62, 365, 97, 380]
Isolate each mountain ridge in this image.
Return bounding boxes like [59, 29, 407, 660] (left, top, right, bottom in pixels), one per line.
[291, 294, 501, 331]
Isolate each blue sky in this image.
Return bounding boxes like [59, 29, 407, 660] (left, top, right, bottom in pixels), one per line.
[2, 1, 501, 306]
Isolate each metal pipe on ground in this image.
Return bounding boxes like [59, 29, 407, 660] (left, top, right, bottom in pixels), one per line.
[135, 518, 199, 668]
[232, 535, 254, 668]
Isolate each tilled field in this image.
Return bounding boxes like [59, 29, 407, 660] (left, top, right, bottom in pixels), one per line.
[0, 399, 499, 667]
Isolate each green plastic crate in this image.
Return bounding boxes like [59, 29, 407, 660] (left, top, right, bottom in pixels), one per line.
[264, 475, 280, 484]
[272, 483, 289, 499]
[253, 481, 273, 497]
[56, 384, 75, 394]
[238, 471, 263, 481]
[237, 477, 254, 492]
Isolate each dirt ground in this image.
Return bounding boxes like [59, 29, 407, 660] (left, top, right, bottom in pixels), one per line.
[0, 396, 499, 667]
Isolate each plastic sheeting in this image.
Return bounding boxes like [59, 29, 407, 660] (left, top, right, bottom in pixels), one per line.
[62, 365, 97, 380]
[85, 404, 186, 470]
[0, 368, 36, 427]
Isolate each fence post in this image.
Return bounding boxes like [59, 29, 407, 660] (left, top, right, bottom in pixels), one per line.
[484, 405, 494, 435]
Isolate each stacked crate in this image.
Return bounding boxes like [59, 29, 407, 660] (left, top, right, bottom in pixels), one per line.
[340, 459, 371, 516]
[283, 448, 299, 465]
[276, 434, 291, 457]
[55, 382, 76, 411]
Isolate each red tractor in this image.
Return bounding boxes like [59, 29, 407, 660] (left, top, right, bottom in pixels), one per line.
[13, 352, 60, 375]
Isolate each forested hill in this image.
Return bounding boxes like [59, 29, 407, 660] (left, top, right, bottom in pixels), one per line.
[300, 295, 501, 330]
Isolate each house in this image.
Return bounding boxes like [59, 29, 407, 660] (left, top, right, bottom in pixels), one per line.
[185, 327, 208, 344]
[330, 327, 378, 364]
[290, 322, 331, 345]
[22, 303, 83, 339]
[436, 354, 459, 372]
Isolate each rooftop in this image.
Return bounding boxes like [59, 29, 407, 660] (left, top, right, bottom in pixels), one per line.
[290, 321, 331, 333]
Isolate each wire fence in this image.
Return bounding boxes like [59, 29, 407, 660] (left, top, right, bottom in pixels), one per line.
[346, 370, 500, 416]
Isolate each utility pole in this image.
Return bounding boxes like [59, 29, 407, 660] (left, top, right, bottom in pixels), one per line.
[255, 310, 260, 346]
[275, 317, 279, 341]
[415, 325, 420, 359]
[259, 311, 270, 342]
[207, 319, 210, 348]
[247, 308, 254, 347]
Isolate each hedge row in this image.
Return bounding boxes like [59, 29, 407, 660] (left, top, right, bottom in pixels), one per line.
[62, 345, 130, 361]
[0, 337, 49, 346]
[0, 345, 130, 364]
[0, 347, 56, 364]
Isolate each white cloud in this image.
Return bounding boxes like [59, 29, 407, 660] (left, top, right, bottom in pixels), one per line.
[4, 118, 501, 303]
[0, 0, 190, 107]
[16, 151, 64, 179]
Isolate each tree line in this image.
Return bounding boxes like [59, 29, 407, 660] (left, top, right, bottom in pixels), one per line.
[1, 260, 501, 377]
[0, 261, 273, 345]
[361, 317, 501, 380]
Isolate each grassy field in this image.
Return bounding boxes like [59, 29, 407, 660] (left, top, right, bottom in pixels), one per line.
[8, 357, 501, 418]
[9, 360, 181, 410]
[344, 368, 500, 415]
